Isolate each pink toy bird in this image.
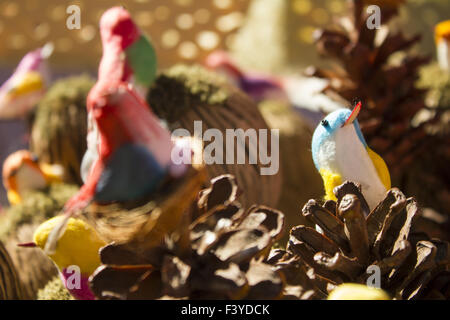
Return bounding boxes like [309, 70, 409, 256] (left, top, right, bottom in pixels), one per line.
[205, 50, 287, 103]
[0, 43, 53, 119]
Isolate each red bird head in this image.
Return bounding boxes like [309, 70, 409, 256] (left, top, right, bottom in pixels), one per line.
[99, 6, 140, 50]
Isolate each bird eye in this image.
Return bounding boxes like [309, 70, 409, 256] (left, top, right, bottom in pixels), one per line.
[321, 120, 329, 127]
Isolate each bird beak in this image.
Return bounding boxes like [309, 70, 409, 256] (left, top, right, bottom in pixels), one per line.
[343, 101, 362, 127]
[17, 242, 37, 248]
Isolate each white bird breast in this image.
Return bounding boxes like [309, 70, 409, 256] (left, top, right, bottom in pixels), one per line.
[317, 124, 387, 211]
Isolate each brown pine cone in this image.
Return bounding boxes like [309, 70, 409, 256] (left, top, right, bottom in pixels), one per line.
[89, 175, 285, 300]
[269, 181, 450, 300]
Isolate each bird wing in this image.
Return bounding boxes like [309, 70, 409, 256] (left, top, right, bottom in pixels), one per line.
[125, 35, 157, 87]
[107, 83, 173, 167]
[366, 147, 391, 190]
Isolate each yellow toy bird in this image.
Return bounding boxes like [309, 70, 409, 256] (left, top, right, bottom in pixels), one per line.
[312, 102, 391, 211]
[19, 216, 106, 300]
[2, 150, 63, 205]
[435, 20, 450, 72]
[328, 283, 390, 300]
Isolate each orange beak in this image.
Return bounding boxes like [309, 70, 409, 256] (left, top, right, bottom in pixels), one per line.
[343, 101, 362, 127]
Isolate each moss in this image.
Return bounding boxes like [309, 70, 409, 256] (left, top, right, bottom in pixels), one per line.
[37, 276, 73, 300]
[0, 183, 78, 241]
[418, 62, 450, 108]
[31, 75, 95, 185]
[147, 64, 229, 123]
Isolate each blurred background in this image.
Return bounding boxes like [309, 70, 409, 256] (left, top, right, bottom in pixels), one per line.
[0, 0, 449, 78]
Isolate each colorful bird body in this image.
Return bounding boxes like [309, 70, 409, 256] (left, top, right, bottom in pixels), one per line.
[31, 216, 106, 300]
[435, 20, 450, 72]
[44, 81, 183, 254]
[0, 43, 53, 119]
[312, 103, 390, 211]
[2, 150, 63, 205]
[69, 81, 176, 210]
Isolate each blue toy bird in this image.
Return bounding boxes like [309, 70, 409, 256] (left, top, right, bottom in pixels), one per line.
[311, 102, 391, 211]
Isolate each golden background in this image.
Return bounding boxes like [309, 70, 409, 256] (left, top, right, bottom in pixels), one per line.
[0, 0, 449, 74]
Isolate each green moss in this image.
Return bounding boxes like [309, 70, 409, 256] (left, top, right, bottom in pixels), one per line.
[37, 276, 73, 300]
[147, 64, 229, 123]
[418, 62, 450, 108]
[0, 183, 78, 241]
[37, 75, 94, 113]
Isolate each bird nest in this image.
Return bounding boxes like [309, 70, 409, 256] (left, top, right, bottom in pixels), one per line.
[81, 165, 207, 251]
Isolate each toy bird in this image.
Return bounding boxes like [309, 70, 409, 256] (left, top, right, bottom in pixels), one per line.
[205, 50, 286, 103]
[327, 283, 390, 300]
[205, 50, 344, 128]
[46, 81, 185, 253]
[2, 150, 63, 205]
[81, 6, 158, 183]
[0, 43, 53, 119]
[19, 216, 106, 300]
[435, 20, 450, 72]
[312, 102, 391, 211]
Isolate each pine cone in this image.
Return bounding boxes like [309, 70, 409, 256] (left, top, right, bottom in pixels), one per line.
[31, 75, 94, 185]
[309, 0, 432, 175]
[0, 240, 23, 299]
[147, 65, 282, 209]
[89, 175, 285, 300]
[269, 181, 450, 300]
[406, 63, 450, 218]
